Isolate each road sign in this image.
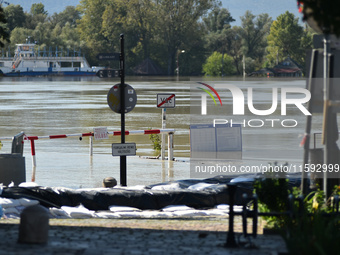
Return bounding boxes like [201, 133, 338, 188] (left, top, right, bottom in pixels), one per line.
[96, 69, 120, 78]
[93, 127, 108, 140]
[112, 143, 136, 156]
[107, 83, 137, 113]
[157, 93, 175, 108]
[96, 53, 120, 61]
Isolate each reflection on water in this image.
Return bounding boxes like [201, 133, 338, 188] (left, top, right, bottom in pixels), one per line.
[0, 77, 322, 188]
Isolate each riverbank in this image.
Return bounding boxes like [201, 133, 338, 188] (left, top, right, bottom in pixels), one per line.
[0, 216, 288, 255]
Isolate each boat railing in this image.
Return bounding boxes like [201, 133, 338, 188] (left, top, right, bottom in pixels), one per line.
[0, 57, 13, 60]
[19, 56, 85, 61]
[0, 55, 86, 61]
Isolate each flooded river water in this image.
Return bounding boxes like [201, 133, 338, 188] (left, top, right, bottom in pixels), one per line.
[0, 77, 323, 188]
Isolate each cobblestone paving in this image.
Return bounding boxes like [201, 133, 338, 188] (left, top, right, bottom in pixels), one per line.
[0, 217, 288, 255]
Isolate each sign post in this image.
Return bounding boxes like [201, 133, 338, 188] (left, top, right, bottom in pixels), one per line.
[119, 34, 127, 186]
[101, 34, 136, 187]
[157, 94, 175, 160]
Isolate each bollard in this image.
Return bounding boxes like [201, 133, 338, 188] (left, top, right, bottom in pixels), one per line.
[103, 177, 117, 188]
[18, 205, 49, 244]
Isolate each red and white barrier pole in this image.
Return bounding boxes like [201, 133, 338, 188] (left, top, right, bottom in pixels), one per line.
[1, 129, 175, 181]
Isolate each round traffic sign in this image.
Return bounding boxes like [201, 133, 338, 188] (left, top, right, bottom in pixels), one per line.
[107, 83, 137, 113]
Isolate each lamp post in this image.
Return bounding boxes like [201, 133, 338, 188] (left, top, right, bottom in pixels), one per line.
[176, 50, 185, 77]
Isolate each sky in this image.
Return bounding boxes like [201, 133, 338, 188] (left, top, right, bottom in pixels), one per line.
[221, 0, 302, 25]
[6, 0, 303, 25]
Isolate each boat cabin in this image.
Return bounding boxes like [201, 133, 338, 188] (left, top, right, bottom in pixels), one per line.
[15, 43, 36, 58]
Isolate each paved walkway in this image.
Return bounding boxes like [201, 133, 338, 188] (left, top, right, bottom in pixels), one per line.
[0, 217, 288, 255]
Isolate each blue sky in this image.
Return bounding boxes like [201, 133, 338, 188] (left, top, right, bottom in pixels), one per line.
[221, 0, 302, 25]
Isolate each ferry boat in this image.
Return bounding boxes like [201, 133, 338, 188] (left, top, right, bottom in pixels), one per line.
[0, 42, 96, 77]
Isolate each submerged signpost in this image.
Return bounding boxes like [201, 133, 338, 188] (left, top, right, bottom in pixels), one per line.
[157, 93, 175, 160]
[97, 34, 137, 186]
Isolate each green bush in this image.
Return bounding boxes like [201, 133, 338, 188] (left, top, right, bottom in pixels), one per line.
[254, 162, 340, 254]
[202, 51, 236, 76]
[284, 210, 340, 255]
[149, 129, 161, 152]
[253, 162, 290, 228]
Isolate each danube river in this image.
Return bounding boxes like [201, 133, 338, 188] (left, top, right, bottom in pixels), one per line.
[0, 76, 323, 188]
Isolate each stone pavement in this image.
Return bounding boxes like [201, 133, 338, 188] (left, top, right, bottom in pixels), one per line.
[0, 217, 288, 255]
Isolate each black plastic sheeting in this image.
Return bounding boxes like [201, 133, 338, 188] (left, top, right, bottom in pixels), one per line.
[0, 173, 303, 211]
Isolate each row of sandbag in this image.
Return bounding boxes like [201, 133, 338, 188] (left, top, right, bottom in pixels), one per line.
[0, 196, 240, 219]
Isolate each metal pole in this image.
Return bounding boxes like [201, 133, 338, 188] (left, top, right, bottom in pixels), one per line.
[301, 49, 318, 194]
[161, 108, 166, 160]
[322, 34, 330, 197]
[177, 51, 179, 77]
[120, 34, 127, 186]
[168, 132, 174, 162]
[89, 135, 93, 157]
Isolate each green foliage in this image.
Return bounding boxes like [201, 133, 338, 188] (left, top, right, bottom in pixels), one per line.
[10, 27, 33, 45]
[0, 5, 10, 47]
[239, 11, 272, 71]
[283, 186, 340, 255]
[202, 51, 235, 76]
[30, 3, 48, 16]
[25, 3, 48, 30]
[3, 5, 26, 31]
[266, 11, 313, 67]
[254, 163, 340, 254]
[253, 162, 290, 228]
[0, 2, 315, 75]
[284, 213, 340, 255]
[154, 0, 217, 75]
[149, 129, 161, 152]
[203, 7, 235, 52]
[49, 6, 80, 28]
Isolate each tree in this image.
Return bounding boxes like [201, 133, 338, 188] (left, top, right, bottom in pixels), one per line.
[25, 3, 48, 30]
[0, 5, 10, 47]
[154, 0, 218, 75]
[10, 27, 33, 46]
[60, 22, 83, 50]
[77, 0, 111, 64]
[30, 3, 48, 16]
[224, 26, 243, 75]
[266, 11, 304, 66]
[76, 0, 215, 74]
[49, 6, 80, 28]
[204, 7, 234, 32]
[125, 0, 157, 61]
[297, 25, 314, 69]
[202, 51, 235, 76]
[238, 11, 272, 71]
[101, 0, 128, 50]
[4, 4, 26, 32]
[203, 7, 235, 52]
